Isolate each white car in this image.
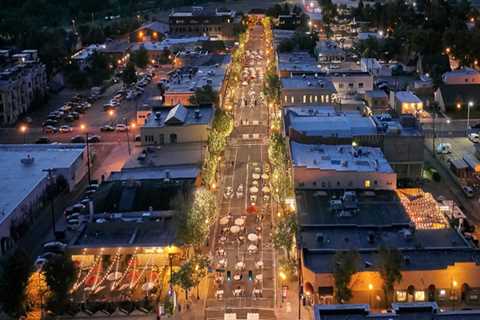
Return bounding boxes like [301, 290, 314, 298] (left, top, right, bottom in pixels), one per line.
[468, 133, 480, 143]
[115, 124, 128, 132]
[59, 125, 73, 133]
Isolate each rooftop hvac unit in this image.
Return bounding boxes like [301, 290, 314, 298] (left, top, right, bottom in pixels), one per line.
[21, 155, 34, 165]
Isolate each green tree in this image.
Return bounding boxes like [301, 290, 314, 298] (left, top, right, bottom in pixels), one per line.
[89, 51, 112, 85]
[44, 254, 76, 315]
[189, 85, 218, 106]
[191, 255, 210, 299]
[121, 61, 137, 85]
[0, 248, 31, 318]
[278, 39, 295, 52]
[378, 246, 402, 307]
[272, 214, 297, 259]
[333, 250, 359, 303]
[131, 46, 149, 68]
[172, 260, 195, 301]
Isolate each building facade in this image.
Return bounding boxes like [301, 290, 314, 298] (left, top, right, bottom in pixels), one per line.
[281, 76, 337, 107]
[0, 50, 47, 125]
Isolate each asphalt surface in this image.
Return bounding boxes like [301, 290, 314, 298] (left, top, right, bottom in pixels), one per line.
[205, 23, 277, 320]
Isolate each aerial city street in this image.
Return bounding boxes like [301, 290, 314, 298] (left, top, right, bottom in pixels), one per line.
[1, 0, 480, 319]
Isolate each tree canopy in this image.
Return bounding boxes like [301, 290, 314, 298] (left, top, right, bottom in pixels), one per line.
[0, 249, 31, 317]
[333, 250, 359, 303]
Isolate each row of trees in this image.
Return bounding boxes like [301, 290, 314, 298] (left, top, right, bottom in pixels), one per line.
[0, 248, 76, 318]
[333, 247, 402, 306]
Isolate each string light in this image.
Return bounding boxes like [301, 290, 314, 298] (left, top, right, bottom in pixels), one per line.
[112, 254, 136, 291]
[72, 255, 101, 292]
[91, 249, 121, 292]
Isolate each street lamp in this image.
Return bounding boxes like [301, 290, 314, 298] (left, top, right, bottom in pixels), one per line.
[20, 125, 28, 144]
[279, 271, 287, 303]
[467, 101, 474, 134]
[80, 124, 92, 184]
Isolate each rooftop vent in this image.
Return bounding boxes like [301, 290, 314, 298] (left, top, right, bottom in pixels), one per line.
[21, 154, 34, 165]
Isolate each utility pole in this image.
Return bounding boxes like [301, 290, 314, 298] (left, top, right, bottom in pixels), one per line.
[42, 169, 57, 239]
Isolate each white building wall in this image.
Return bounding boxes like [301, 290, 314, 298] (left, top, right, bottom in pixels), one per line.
[293, 167, 397, 190]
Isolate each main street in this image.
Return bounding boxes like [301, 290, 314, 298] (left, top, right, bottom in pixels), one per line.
[205, 22, 277, 320]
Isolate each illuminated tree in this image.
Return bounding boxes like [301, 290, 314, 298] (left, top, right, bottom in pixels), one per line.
[25, 271, 51, 320]
[333, 250, 359, 303]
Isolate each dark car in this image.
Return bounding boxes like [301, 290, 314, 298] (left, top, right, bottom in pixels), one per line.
[43, 119, 58, 126]
[100, 125, 115, 132]
[87, 135, 101, 143]
[472, 123, 480, 129]
[71, 135, 86, 143]
[35, 137, 51, 144]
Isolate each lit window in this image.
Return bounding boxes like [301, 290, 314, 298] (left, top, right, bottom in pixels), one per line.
[396, 291, 407, 302]
[415, 291, 425, 301]
[315, 95, 318, 102]
[439, 289, 447, 297]
[303, 95, 307, 103]
[284, 95, 288, 103]
[364, 180, 371, 188]
[309, 95, 313, 103]
[326, 95, 329, 103]
[291, 96, 294, 103]
[321, 95, 325, 103]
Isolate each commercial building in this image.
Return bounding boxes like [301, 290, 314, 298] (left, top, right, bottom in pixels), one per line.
[315, 40, 345, 64]
[272, 29, 296, 48]
[442, 67, 480, 85]
[0, 144, 87, 254]
[328, 71, 373, 98]
[277, 14, 303, 30]
[71, 44, 104, 71]
[290, 142, 397, 190]
[280, 76, 337, 107]
[363, 90, 389, 111]
[277, 51, 321, 78]
[0, 50, 47, 125]
[314, 303, 480, 319]
[297, 189, 480, 307]
[284, 106, 424, 181]
[130, 21, 169, 43]
[163, 54, 229, 106]
[168, 7, 236, 39]
[390, 91, 423, 115]
[434, 84, 480, 112]
[140, 104, 213, 145]
[360, 58, 392, 77]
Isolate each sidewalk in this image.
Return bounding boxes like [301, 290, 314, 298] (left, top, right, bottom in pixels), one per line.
[275, 279, 313, 320]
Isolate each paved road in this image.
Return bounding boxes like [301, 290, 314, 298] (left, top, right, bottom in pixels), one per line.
[205, 23, 277, 320]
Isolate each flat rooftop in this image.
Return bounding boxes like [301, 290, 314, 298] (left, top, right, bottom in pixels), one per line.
[124, 142, 205, 169]
[165, 55, 229, 93]
[0, 144, 85, 225]
[281, 76, 336, 91]
[284, 106, 378, 137]
[296, 190, 411, 226]
[291, 142, 394, 173]
[72, 219, 177, 248]
[395, 91, 422, 103]
[278, 51, 321, 73]
[110, 165, 199, 182]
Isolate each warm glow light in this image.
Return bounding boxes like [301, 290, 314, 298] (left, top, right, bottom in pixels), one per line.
[138, 31, 144, 38]
[368, 283, 373, 291]
[108, 109, 115, 117]
[279, 271, 286, 281]
[445, 47, 451, 54]
[453, 280, 458, 288]
[456, 103, 461, 110]
[80, 124, 86, 130]
[20, 125, 27, 133]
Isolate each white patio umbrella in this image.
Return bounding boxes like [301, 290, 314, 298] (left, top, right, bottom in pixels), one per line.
[248, 244, 258, 251]
[235, 218, 245, 226]
[249, 186, 259, 193]
[252, 173, 260, 180]
[255, 274, 263, 281]
[261, 174, 269, 180]
[230, 225, 241, 234]
[107, 272, 122, 281]
[262, 186, 270, 193]
[248, 233, 258, 242]
[219, 216, 229, 225]
[142, 282, 155, 291]
[252, 180, 259, 186]
[236, 261, 245, 269]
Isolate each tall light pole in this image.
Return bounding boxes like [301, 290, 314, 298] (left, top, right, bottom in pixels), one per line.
[467, 101, 474, 134]
[20, 125, 28, 144]
[80, 124, 92, 184]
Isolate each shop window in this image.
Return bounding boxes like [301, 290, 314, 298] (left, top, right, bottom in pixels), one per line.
[415, 291, 425, 301]
[364, 180, 371, 188]
[396, 291, 407, 302]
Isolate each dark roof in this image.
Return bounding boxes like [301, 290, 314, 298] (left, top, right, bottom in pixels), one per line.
[438, 84, 480, 106]
[136, 21, 169, 34]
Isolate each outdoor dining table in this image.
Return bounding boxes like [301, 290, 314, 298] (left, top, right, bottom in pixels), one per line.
[248, 244, 258, 253]
[219, 216, 230, 225]
[255, 274, 263, 281]
[252, 173, 260, 180]
[233, 274, 242, 281]
[233, 289, 243, 296]
[217, 248, 225, 255]
[220, 236, 227, 242]
[255, 261, 263, 269]
[262, 186, 270, 193]
[236, 261, 246, 270]
[234, 218, 245, 226]
[230, 225, 241, 234]
[238, 235, 245, 241]
[216, 290, 224, 298]
[249, 186, 259, 193]
[248, 233, 258, 242]
[252, 180, 259, 186]
[261, 174, 269, 180]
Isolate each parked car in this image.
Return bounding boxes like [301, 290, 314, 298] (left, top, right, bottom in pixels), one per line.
[70, 135, 85, 143]
[115, 124, 128, 132]
[436, 143, 452, 154]
[468, 133, 480, 143]
[59, 125, 73, 133]
[35, 137, 51, 144]
[100, 125, 115, 132]
[43, 125, 58, 134]
[87, 135, 101, 143]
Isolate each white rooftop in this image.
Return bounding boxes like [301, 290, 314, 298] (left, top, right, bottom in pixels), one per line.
[291, 142, 393, 173]
[0, 144, 85, 225]
[286, 106, 378, 137]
